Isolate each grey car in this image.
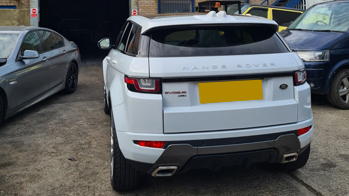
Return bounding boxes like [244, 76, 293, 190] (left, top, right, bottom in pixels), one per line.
[0, 26, 80, 125]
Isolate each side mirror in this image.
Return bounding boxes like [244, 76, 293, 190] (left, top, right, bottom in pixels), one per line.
[98, 38, 112, 50]
[22, 50, 39, 59]
[0, 58, 7, 66]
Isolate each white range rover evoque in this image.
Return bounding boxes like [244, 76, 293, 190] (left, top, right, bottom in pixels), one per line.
[98, 11, 314, 191]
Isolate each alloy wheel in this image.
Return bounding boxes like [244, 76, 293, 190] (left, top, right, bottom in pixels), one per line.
[338, 76, 349, 103]
[68, 65, 78, 89]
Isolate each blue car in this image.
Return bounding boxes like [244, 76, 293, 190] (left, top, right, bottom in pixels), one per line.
[281, 0, 349, 109]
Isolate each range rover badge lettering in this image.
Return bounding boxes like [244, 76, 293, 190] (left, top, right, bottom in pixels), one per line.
[237, 63, 276, 68]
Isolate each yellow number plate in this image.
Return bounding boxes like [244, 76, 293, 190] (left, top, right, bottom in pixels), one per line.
[199, 80, 263, 104]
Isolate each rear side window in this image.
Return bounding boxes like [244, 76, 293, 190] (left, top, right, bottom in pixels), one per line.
[115, 22, 128, 48]
[148, 25, 288, 57]
[273, 10, 302, 27]
[118, 23, 132, 51]
[126, 24, 141, 55]
[247, 8, 268, 18]
[40, 31, 59, 51]
[53, 33, 65, 48]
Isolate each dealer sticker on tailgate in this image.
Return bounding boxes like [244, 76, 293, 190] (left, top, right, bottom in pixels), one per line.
[199, 80, 263, 104]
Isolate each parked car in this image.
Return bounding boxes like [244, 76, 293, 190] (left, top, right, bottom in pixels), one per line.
[281, 0, 349, 109]
[98, 11, 313, 191]
[0, 26, 80, 125]
[227, 4, 304, 31]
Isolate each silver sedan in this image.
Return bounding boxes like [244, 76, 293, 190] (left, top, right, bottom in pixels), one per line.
[0, 26, 80, 125]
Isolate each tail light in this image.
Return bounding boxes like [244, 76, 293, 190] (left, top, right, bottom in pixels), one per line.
[125, 76, 161, 93]
[138, 141, 165, 148]
[297, 126, 311, 136]
[294, 69, 307, 86]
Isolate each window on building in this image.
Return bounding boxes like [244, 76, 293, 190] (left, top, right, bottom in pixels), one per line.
[158, 0, 194, 13]
[0, 5, 16, 9]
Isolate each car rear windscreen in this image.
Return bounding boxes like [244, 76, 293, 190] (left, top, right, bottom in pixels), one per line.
[147, 25, 289, 57]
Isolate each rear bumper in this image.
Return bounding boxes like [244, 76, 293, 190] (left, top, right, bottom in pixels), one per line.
[127, 134, 310, 175]
[117, 118, 313, 174]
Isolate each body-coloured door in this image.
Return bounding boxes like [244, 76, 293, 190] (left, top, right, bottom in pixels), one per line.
[39, 31, 68, 89]
[16, 31, 50, 106]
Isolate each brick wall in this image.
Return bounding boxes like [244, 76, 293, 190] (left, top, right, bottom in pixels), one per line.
[0, 0, 30, 25]
[0, 0, 30, 9]
[0, 9, 30, 25]
[138, 0, 158, 15]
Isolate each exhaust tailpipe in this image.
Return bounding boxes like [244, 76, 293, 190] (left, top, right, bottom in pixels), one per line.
[151, 166, 178, 177]
[281, 152, 298, 164]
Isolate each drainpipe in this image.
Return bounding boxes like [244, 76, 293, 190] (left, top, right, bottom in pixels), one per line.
[30, 0, 39, 26]
[130, 0, 138, 16]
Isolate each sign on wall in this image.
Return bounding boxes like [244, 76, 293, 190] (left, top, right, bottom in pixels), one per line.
[132, 9, 137, 16]
[30, 8, 38, 18]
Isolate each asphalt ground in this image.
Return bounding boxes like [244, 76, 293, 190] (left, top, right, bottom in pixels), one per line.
[0, 59, 348, 196]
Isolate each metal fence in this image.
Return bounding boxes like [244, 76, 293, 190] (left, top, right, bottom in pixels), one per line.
[158, 0, 194, 13]
[294, 0, 306, 10]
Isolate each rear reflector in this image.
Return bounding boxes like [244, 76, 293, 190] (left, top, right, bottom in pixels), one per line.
[297, 126, 311, 136]
[138, 141, 165, 148]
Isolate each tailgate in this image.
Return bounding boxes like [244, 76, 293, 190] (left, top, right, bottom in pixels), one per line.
[149, 53, 302, 133]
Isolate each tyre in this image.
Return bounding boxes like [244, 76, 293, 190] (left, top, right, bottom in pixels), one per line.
[279, 145, 310, 171]
[104, 87, 110, 115]
[0, 95, 4, 126]
[327, 69, 349, 109]
[64, 62, 78, 94]
[110, 110, 140, 191]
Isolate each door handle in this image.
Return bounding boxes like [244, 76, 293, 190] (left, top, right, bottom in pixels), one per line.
[112, 60, 117, 65]
[43, 57, 48, 62]
[63, 50, 67, 54]
[106, 56, 111, 61]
